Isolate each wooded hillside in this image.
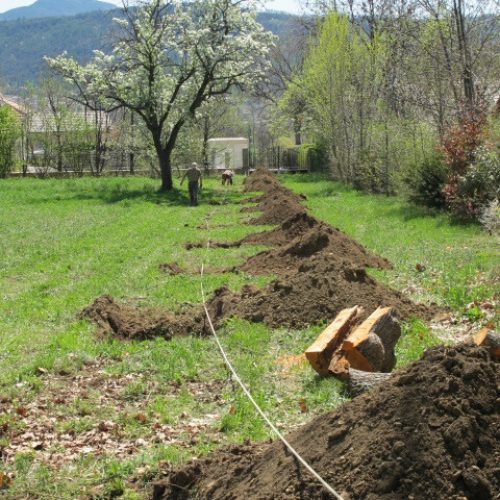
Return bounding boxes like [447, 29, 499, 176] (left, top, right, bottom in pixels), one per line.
[0, 9, 294, 90]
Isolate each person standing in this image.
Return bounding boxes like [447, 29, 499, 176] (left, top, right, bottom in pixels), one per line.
[181, 162, 203, 206]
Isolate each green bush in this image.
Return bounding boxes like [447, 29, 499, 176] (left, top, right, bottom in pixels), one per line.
[406, 154, 447, 209]
[0, 106, 19, 178]
[352, 149, 390, 194]
[447, 146, 500, 221]
[460, 147, 500, 200]
[297, 143, 328, 172]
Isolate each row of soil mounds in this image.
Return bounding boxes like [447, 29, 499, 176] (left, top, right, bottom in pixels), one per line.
[153, 343, 500, 499]
[193, 168, 437, 325]
[82, 170, 437, 339]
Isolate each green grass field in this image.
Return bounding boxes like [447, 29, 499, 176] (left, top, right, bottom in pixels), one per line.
[0, 175, 498, 498]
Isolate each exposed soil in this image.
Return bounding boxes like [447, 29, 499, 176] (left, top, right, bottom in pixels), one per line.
[80, 295, 207, 340]
[159, 262, 185, 275]
[240, 221, 391, 275]
[82, 170, 438, 339]
[153, 343, 500, 500]
[205, 257, 435, 329]
[197, 169, 436, 325]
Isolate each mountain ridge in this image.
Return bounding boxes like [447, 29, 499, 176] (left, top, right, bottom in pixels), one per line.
[0, 9, 294, 91]
[0, 0, 117, 21]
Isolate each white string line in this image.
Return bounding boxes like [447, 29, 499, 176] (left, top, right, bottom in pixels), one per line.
[198, 192, 345, 500]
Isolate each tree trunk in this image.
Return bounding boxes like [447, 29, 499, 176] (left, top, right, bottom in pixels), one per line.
[158, 147, 173, 191]
[453, 0, 475, 109]
[129, 112, 135, 174]
[56, 129, 63, 173]
[202, 117, 210, 174]
[293, 116, 302, 146]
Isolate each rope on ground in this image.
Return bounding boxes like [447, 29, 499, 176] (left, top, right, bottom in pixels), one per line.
[198, 199, 344, 500]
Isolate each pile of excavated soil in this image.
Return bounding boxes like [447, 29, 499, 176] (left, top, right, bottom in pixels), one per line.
[153, 344, 500, 500]
[248, 191, 307, 226]
[159, 262, 185, 275]
[80, 296, 207, 340]
[83, 169, 436, 339]
[206, 257, 434, 328]
[243, 168, 283, 193]
[240, 220, 391, 275]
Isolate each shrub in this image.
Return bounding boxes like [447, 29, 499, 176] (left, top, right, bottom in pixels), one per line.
[0, 106, 20, 178]
[447, 146, 500, 221]
[297, 143, 328, 172]
[406, 153, 447, 209]
[440, 104, 490, 220]
[352, 150, 388, 194]
[479, 200, 500, 234]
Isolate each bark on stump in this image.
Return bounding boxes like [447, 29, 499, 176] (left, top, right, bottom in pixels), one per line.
[347, 369, 393, 397]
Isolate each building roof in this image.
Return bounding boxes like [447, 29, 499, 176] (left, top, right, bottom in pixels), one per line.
[0, 94, 119, 133]
[208, 137, 249, 143]
[0, 94, 25, 115]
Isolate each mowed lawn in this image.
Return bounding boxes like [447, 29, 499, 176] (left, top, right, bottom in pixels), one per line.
[0, 175, 498, 498]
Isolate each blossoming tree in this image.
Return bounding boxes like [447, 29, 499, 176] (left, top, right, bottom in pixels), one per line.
[46, 0, 273, 190]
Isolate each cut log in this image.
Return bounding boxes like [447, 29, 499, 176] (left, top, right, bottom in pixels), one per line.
[328, 347, 374, 379]
[344, 307, 401, 372]
[474, 327, 500, 360]
[348, 369, 393, 397]
[305, 306, 364, 376]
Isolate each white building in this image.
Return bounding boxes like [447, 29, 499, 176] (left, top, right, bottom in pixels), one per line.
[208, 137, 249, 171]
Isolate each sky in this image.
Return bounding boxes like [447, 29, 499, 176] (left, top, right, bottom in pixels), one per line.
[0, 0, 305, 14]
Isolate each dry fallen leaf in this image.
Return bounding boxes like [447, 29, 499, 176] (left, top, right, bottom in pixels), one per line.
[134, 413, 147, 424]
[0, 423, 8, 437]
[299, 398, 308, 413]
[229, 405, 235, 416]
[0, 471, 10, 490]
[15, 407, 27, 417]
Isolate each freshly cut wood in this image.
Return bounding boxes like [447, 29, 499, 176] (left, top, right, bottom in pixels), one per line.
[344, 307, 401, 372]
[328, 354, 350, 379]
[305, 306, 363, 375]
[328, 346, 375, 378]
[344, 347, 374, 372]
[473, 327, 500, 360]
[347, 369, 393, 397]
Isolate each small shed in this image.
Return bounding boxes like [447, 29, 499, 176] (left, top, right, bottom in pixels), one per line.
[208, 137, 249, 171]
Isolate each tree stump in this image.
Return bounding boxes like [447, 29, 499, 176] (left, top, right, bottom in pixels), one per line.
[474, 328, 500, 360]
[348, 369, 393, 397]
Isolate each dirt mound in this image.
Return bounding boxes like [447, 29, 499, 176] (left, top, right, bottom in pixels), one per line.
[241, 212, 320, 247]
[249, 191, 307, 226]
[241, 223, 391, 275]
[153, 344, 500, 500]
[80, 296, 207, 340]
[207, 257, 434, 328]
[159, 262, 185, 275]
[84, 170, 435, 340]
[243, 168, 282, 193]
